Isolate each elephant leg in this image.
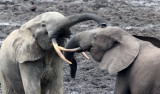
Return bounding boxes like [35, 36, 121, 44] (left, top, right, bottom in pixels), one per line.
[49, 84, 63, 94]
[19, 60, 43, 94]
[41, 87, 49, 94]
[0, 73, 22, 94]
[49, 59, 63, 94]
[41, 83, 49, 94]
[0, 75, 13, 94]
[114, 72, 131, 94]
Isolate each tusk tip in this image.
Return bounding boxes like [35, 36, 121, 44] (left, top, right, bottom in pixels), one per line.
[65, 59, 72, 64]
[81, 52, 89, 60]
[68, 62, 72, 64]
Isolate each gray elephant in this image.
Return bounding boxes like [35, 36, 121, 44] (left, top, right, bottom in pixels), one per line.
[0, 12, 107, 94]
[64, 26, 160, 94]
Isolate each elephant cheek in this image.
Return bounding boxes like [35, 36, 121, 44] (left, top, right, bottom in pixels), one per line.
[90, 46, 105, 62]
[79, 41, 91, 51]
[37, 39, 52, 50]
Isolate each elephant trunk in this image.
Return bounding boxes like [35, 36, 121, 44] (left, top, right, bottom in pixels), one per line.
[51, 37, 82, 65]
[50, 13, 107, 72]
[66, 13, 107, 28]
[50, 13, 107, 35]
[64, 36, 80, 78]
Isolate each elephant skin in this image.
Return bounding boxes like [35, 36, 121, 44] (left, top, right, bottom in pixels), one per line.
[64, 26, 160, 94]
[0, 11, 107, 94]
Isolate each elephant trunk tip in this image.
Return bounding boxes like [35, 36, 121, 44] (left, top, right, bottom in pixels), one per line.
[100, 23, 107, 28]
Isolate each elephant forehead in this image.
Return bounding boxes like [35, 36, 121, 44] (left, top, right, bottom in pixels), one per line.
[22, 12, 66, 28]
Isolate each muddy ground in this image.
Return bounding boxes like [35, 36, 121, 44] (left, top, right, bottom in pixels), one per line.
[0, 0, 160, 94]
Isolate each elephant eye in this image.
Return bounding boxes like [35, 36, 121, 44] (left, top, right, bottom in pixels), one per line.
[91, 34, 97, 44]
[93, 34, 97, 40]
[44, 31, 48, 35]
[41, 23, 46, 27]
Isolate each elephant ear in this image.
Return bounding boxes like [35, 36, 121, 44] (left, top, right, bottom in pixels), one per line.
[13, 28, 44, 63]
[99, 28, 140, 74]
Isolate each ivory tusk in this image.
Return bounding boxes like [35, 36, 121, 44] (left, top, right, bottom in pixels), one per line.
[58, 46, 81, 52]
[51, 39, 72, 64]
[58, 45, 89, 59]
[81, 52, 89, 59]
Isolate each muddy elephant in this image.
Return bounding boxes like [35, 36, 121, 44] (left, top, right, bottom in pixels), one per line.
[64, 26, 160, 94]
[0, 12, 107, 94]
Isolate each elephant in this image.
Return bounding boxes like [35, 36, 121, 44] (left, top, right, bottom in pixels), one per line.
[133, 35, 160, 48]
[0, 11, 107, 94]
[64, 26, 160, 94]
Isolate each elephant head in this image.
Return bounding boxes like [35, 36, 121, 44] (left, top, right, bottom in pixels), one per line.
[16, 12, 107, 64]
[64, 26, 160, 78]
[64, 26, 140, 77]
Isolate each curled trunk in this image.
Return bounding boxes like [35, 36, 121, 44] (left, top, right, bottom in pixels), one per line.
[54, 13, 107, 32]
[64, 37, 80, 78]
[66, 13, 107, 27]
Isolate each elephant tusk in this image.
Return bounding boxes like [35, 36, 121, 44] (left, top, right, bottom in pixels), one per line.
[58, 46, 82, 52]
[58, 46, 89, 59]
[81, 52, 89, 59]
[51, 38, 72, 64]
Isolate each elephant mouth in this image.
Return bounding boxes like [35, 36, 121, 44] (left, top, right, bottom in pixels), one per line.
[51, 38, 89, 64]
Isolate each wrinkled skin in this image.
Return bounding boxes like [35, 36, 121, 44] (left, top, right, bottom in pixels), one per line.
[0, 11, 107, 94]
[64, 26, 160, 94]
